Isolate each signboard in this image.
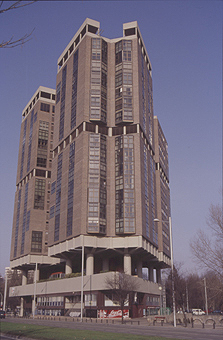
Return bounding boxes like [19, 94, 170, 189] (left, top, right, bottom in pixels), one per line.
[98, 309, 129, 319]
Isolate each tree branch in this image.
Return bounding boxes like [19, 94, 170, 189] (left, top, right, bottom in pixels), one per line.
[0, 28, 35, 48]
[0, 1, 36, 14]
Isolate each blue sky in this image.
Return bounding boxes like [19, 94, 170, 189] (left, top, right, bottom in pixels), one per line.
[0, 0, 222, 276]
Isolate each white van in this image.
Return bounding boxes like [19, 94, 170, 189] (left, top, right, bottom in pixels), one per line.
[192, 309, 205, 315]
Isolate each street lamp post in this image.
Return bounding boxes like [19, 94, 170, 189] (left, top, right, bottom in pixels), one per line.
[159, 285, 162, 315]
[204, 277, 208, 315]
[33, 263, 37, 319]
[186, 283, 189, 312]
[154, 217, 176, 327]
[3, 268, 8, 311]
[80, 243, 84, 321]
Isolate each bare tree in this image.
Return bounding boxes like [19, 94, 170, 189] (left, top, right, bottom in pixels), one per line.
[105, 272, 139, 323]
[205, 271, 223, 311]
[0, 275, 4, 308]
[207, 204, 223, 239]
[165, 264, 187, 312]
[0, 1, 36, 48]
[190, 203, 223, 280]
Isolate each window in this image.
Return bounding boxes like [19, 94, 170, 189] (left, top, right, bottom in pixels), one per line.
[75, 35, 80, 46]
[26, 210, 30, 231]
[123, 40, 132, 61]
[88, 24, 98, 34]
[92, 38, 100, 49]
[71, 50, 78, 129]
[90, 38, 107, 123]
[85, 293, 97, 306]
[27, 110, 34, 172]
[31, 231, 42, 252]
[125, 28, 135, 36]
[59, 66, 67, 141]
[34, 179, 45, 210]
[91, 96, 100, 107]
[37, 121, 49, 168]
[88, 134, 107, 234]
[123, 72, 132, 85]
[115, 135, 135, 234]
[67, 142, 75, 237]
[40, 103, 50, 112]
[56, 82, 61, 104]
[92, 51, 100, 60]
[20, 119, 27, 179]
[14, 190, 21, 257]
[69, 44, 74, 54]
[51, 181, 56, 194]
[50, 205, 55, 219]
[115, 40, 133, 124]
[115, 72, 122, 87]
[81, 26, 86, 37]
[102, 39, 107, 64]
[54, 153, 63, 241]
[41, 91, 51, 99]
[115, 41, 122, 65]
[21, 182, 29, 255]
[36, 169, 46, 177]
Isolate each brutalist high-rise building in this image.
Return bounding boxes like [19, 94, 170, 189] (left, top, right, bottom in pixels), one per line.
[9, 19, 171, 318]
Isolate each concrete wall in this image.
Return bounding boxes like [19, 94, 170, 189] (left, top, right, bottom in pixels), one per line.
[9, 271, 161, 298]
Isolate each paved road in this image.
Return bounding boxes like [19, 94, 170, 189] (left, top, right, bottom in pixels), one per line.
[2, 317, 223, 340]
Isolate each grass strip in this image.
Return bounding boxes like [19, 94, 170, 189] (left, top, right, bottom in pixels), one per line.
[1, 321, 187, 340]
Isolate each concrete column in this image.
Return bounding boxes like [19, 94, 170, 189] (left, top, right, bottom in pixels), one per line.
[102, 257, 109, 272]
[124, 253, 131, 275]
[156, 268, 161, 284]
[137, 261, 142, 278]
[20, 297, 24, 317]
[86, 253, 94, 276]
[22, 270, 27, 286]
[32, 298, 35, 316]
[65, 259, 72, 275]
[149, 267, 154, 282]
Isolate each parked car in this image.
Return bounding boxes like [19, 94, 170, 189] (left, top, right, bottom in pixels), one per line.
[192, 309, 205, 315]
[211, 310, 223, 315]
[0, 310, 6, 319]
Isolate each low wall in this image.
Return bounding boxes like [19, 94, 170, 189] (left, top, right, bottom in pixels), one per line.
[147, 313, 223, 327]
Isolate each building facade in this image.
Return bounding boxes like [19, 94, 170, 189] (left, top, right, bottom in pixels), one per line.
[9, 19, 171, 318]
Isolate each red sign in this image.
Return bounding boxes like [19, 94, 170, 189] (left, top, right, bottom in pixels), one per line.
[99, 309, 129, 318]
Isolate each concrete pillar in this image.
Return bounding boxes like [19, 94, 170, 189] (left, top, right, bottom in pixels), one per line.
[32, 298, 35, 316]
[137, 261, 142, 278]
[124, 253, 131, 275]
[86, 253, 94, 276]
[149, 267, 154, 282]
[102, 257, 109, 272]
[20, 297, 24, 317]
[65, 259, 72, 275]
[156, 268, 161, 284]
[22, 270, 27, 285]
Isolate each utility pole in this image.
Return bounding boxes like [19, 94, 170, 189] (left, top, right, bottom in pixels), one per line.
[186, 283, 189, 312]
[169, 217, 176, 327]
[204, 277, 208, 315]
[80, 243, 84, 320]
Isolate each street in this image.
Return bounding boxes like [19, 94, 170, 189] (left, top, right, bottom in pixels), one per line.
[1, 317, 223, 340]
